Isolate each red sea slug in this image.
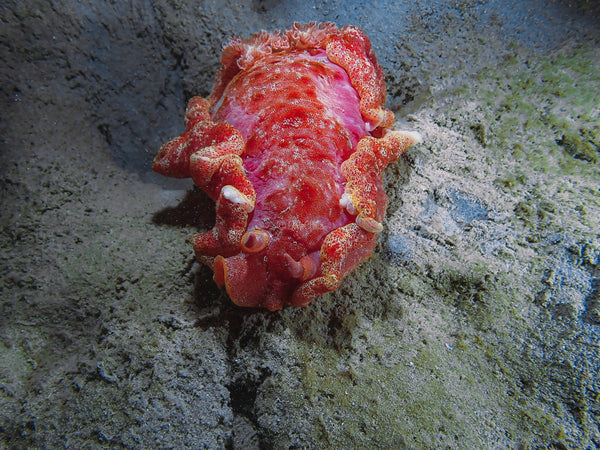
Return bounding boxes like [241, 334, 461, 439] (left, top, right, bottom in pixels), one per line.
[153, 23, 421, 310]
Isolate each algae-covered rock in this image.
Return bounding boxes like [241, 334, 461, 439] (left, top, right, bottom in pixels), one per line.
[1, 0, 599, 448]
[559, 127, 600, 163]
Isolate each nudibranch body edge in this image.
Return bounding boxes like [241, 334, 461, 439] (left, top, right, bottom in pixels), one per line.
[153, 22, 421, 310]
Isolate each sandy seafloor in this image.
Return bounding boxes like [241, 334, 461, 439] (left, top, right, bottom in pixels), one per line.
[1, 0, 599, 448]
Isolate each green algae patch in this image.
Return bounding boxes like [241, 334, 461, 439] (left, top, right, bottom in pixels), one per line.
[558, 126, 600, 163]
[447, 43, 600, 242]
[473, 45, 600, 175]
[249, 253, 580, 448]
[283, 327, 506, 448]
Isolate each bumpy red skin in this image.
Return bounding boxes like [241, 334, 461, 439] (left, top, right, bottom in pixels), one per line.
[153, 23, 420, 310]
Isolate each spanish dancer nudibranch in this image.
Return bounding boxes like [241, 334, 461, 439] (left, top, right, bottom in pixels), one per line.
[153, 22, 421, 310]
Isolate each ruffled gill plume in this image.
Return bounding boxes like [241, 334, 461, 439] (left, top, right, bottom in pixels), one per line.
[231, 30, 286, 70]
[284, 22, 339, 50]
[226, 22, 341, 72]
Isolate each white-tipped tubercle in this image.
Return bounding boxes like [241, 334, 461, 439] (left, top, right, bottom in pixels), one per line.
[221, 185, 253, 210]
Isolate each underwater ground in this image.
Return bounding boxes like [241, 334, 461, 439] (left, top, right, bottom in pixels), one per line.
[1, 0, 599, 448]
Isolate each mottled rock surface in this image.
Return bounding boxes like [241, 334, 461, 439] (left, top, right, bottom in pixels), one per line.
[1, 1, 599, 448]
